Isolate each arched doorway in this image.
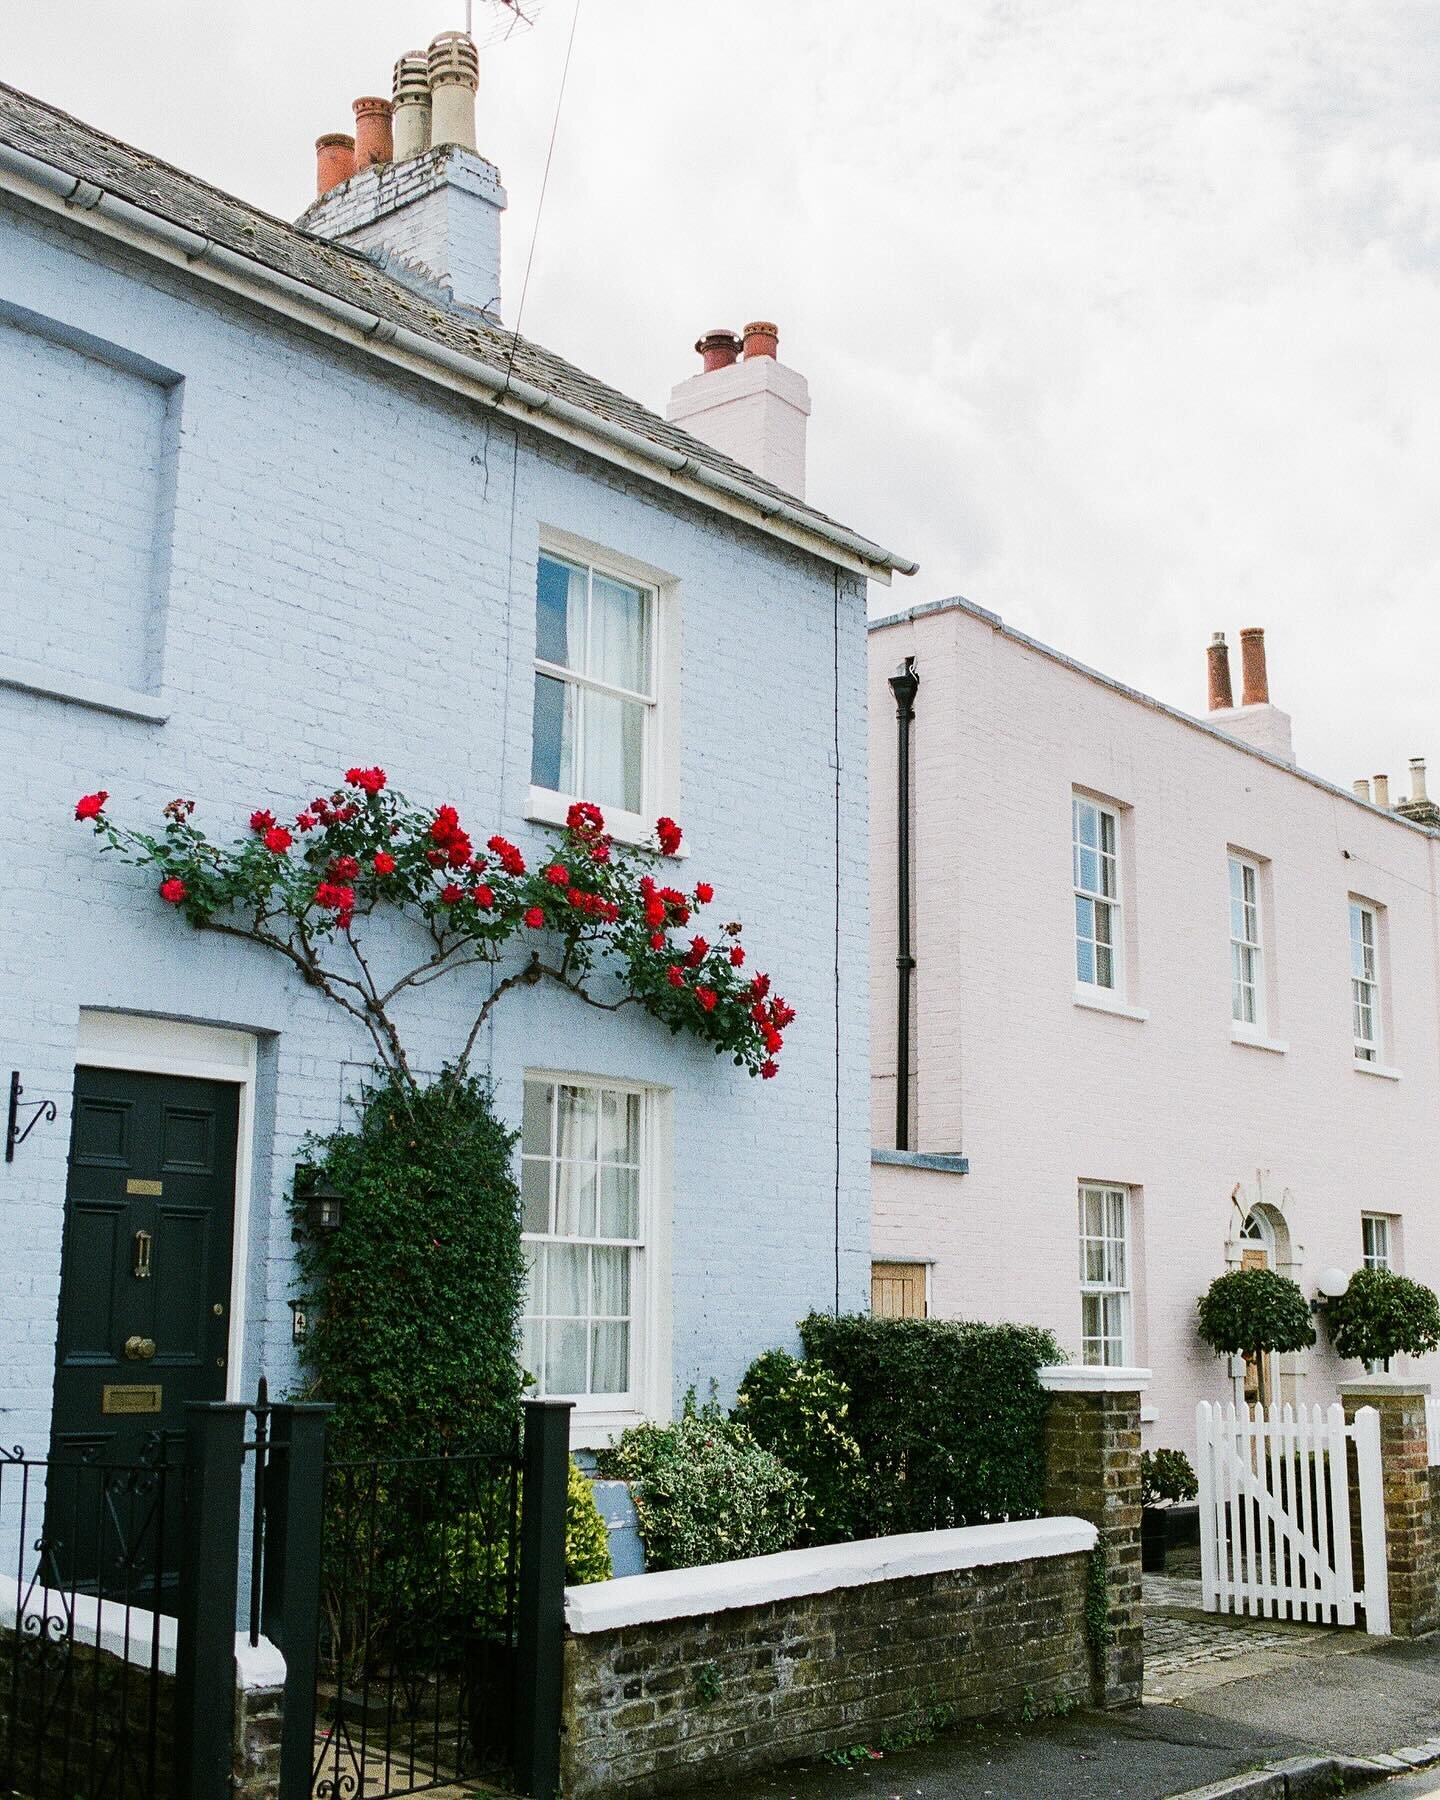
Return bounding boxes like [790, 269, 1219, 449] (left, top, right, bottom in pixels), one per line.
[1225, 1173, 1304, 1413]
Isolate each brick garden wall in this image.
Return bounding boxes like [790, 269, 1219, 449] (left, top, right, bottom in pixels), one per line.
[558, 1520, 1097, 1799]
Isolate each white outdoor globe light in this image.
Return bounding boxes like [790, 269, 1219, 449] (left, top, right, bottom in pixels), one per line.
[1317, 1266, 1350, 1300]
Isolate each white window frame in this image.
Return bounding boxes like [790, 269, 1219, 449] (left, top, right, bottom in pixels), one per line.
[519, 1069, 671, 1446]
[1362, 1213, 1393, 1271]
[1079, 1183, 1131, 1367]
[1349, 899, 1382, 1064]
[1229, 854, 1265, 1031]
[1073, 795, 1122, 993]
[528, 529, 679, 848]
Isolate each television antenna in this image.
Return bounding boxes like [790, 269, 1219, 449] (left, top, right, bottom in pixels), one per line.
[464, 0, 549, 46]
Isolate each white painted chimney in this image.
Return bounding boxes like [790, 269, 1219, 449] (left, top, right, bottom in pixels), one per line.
[298, 31, 506, 317]
[1373, 773, 1391, 808]
[665, 321, 812, 499]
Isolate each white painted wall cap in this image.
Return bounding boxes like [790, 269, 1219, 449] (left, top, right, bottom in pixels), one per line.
[563, 1515, 1097, 1634]
[1039, 1365, 1152, 1393]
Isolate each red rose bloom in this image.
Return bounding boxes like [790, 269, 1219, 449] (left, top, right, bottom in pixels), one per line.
[695, 986, 718, 1012]
[295, 812, 317, 832]
[730, 946, 745, 966]
[337, 908, 355, 930]
[590, 842, 611, 864]
[772, 1000, 797, 1029]
[566, 801, 606, 835]
[598, 900, 619, 923]
[159, 876, 186, 904]
[544, 863, 569, 887]
[249, 810, 276, 833]
[487, 835, 526, 876]
[345, 766, 387, 794]
[666, 965, 686, 989]
[760, 1059, 779, 1080]
[649, 932, 666, 951]
[431, 805, 462, 844]
[441, 883, 464, 905]
[372, 852, 395, 876]
[656, 816, 683, 856]
[749, 973, 771, 1000]
[447, 839, 473, 869]
[330, 855, 359, 880]
[262, 826, 292, 855]
[425, 849, 446, 868]
[644, 897, 666, 928]
[694, 882, 714, 904]
[473, 884, 495, 909]
[763, 1026, 784, 1054]
[75, 791, 108, 821]
[314, 882, 356, 912]
[524, 906, 546, 929]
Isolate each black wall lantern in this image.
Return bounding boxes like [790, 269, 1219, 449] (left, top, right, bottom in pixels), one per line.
[295, 1163, 345, 1234]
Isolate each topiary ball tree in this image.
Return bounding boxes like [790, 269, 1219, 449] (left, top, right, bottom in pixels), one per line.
[1196, 1267, 1315, 1370]
[1325, 1268, 1440, 1372]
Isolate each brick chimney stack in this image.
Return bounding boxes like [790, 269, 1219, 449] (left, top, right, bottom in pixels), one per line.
[665, 319, 813, 499]
[299, 28, 506, 317]
[1203, 627, 1294, 764]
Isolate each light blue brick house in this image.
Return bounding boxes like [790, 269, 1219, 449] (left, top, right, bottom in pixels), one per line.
[0, 76, 912, 1464]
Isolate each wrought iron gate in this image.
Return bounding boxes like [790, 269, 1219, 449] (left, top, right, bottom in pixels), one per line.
[310, 1443, 524, 1798]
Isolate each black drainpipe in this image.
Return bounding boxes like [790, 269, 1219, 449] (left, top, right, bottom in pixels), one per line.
[888, 658, 919, 1150]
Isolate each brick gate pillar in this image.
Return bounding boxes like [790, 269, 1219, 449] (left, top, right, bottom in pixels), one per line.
[1340, 1378, 1436, 1638]
[1039, 1366, 1148, 1708]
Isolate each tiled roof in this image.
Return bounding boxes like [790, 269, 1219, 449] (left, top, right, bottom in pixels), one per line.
[0, 80, 912, 574]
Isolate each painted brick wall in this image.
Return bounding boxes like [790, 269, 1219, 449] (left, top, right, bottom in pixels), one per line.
[0, 188, 871, 1460]
[560, 1550, 1093, 1796]
[0, 305, 175, 694]
[869, 598, 1440, 1452]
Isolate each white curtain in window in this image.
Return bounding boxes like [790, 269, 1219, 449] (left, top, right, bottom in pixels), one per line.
[555, 1086, 598, 1237]
[590, 1246, 631, 1394]
[589, 575, 648, 692]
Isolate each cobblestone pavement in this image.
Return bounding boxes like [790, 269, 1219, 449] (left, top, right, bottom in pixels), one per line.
[1143, 1571, 1358, 1703]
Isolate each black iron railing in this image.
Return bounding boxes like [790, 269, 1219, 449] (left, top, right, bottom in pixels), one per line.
[0, 1438, 181, 1799]
[311, 1440, 523, 1798]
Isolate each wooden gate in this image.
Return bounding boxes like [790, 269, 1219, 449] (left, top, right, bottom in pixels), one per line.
[1195, 1400, 1390, 1634]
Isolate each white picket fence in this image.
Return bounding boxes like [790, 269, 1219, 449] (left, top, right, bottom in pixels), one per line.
[1195, 1401, 1390, 1634]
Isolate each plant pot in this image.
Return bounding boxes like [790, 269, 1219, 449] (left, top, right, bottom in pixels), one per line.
[1141, 1506, 1168, 1572]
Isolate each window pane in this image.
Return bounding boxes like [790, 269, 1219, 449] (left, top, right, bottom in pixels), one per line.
[591, 1245, 631, 1317]
[1099, 811, 1116, 856]
[536, 554, 584, 670]
[1077, 846, 1100, 894]
[1075, 801, 1099, 850]
[545, 1319, 587, 1395]
[580, 690, 645, 814]
[557, 1086, 598, 1162]
[521, 1316, 542, 1387]
[1075, 937, 1096, 985]
[591, 1322, 630, 1395]
[589, 574, 650, 693]
[531, 672, 576, 794]
[521, 1081, 552, 1156]
[520, 1157, 551, 1234]
[554, 1162, 597, 1237]
[600, 1089, 640, 1166]
[1095, 942, 1114, 988]
[546, 1243, 587, 1318]
[599, 1164, 638, 1239]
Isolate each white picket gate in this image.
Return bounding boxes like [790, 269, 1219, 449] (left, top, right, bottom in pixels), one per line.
[1195, 1400, 1390, 1634]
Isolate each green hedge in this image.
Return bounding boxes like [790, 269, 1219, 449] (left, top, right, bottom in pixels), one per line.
[797, 1312, 1061, 1536]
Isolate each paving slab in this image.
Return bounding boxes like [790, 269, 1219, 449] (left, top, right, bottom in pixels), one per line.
[663, 1706, 1316, 1800]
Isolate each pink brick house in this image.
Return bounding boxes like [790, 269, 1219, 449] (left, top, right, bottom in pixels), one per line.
[868, 596, 1440, 1451]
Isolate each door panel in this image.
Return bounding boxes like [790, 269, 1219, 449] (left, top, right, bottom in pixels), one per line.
[47, 1065, 240, 1603]
[871, 1260, 928, 1319]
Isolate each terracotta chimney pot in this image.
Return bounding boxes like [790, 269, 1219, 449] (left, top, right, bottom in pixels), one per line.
[696, 329, 741, 373]
[315, 133, 356, 197]
[353, 97, 394, 172]
[1239, 626, 1269, 706]
[1206, 632, 1234, 712]
[742, 320, 780, 360]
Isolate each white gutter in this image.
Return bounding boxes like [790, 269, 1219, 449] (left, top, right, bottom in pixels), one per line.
[0, 140, 918, 584]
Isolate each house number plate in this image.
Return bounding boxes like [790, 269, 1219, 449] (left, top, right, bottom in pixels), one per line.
[102, 1384, 163, 1415]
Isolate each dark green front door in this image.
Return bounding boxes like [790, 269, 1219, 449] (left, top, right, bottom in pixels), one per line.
[46, 1065, 239, 1599]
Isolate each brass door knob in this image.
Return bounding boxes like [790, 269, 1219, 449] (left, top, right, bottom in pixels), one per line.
[123, 1335, 157, 1361]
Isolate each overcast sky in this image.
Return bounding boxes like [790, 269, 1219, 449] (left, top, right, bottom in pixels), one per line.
[4, 1, 1438, 792]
